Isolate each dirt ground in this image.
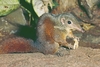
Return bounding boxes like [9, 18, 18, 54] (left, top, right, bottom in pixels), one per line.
[0, 46, 100, 67]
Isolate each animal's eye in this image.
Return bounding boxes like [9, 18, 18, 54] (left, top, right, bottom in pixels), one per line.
[67, 21, 71, 24]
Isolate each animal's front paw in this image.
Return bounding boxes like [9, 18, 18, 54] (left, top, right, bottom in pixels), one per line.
[67, 43, 74, 49]
[74, 37, 80, 41]
[55, 47, 70, 57]
[73, 37, 80, 49]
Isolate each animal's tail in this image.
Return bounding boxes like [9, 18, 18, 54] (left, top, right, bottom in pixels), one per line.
[0, 37, 39, 54]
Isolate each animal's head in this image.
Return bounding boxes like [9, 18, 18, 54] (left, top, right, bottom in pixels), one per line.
[60, 13, 84, 32]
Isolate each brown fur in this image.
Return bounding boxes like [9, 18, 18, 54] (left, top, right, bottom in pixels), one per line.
[0, 37, 38, 54]
[44, 17, 54, 44]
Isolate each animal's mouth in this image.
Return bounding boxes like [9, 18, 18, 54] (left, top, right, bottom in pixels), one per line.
[81, 29, 85, 33]
[78, 28, 85, 33]
[75, 25, 85, 33]
[71, 27, 85, 33]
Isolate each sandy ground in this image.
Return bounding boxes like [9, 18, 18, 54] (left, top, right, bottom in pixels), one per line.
[0, 46, 100, 67]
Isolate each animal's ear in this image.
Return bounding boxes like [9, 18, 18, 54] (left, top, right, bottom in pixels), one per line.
[61, 17, 65, 25]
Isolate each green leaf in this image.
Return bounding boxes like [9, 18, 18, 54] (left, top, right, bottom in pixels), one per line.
[0, 0, 20, 16]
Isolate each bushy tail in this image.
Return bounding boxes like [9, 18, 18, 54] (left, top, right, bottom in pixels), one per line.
[0, 37, 39, 54]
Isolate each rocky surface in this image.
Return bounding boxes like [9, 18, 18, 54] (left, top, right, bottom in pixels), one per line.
[0, 8, 27, 42]
[0, 8, 27, 33]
